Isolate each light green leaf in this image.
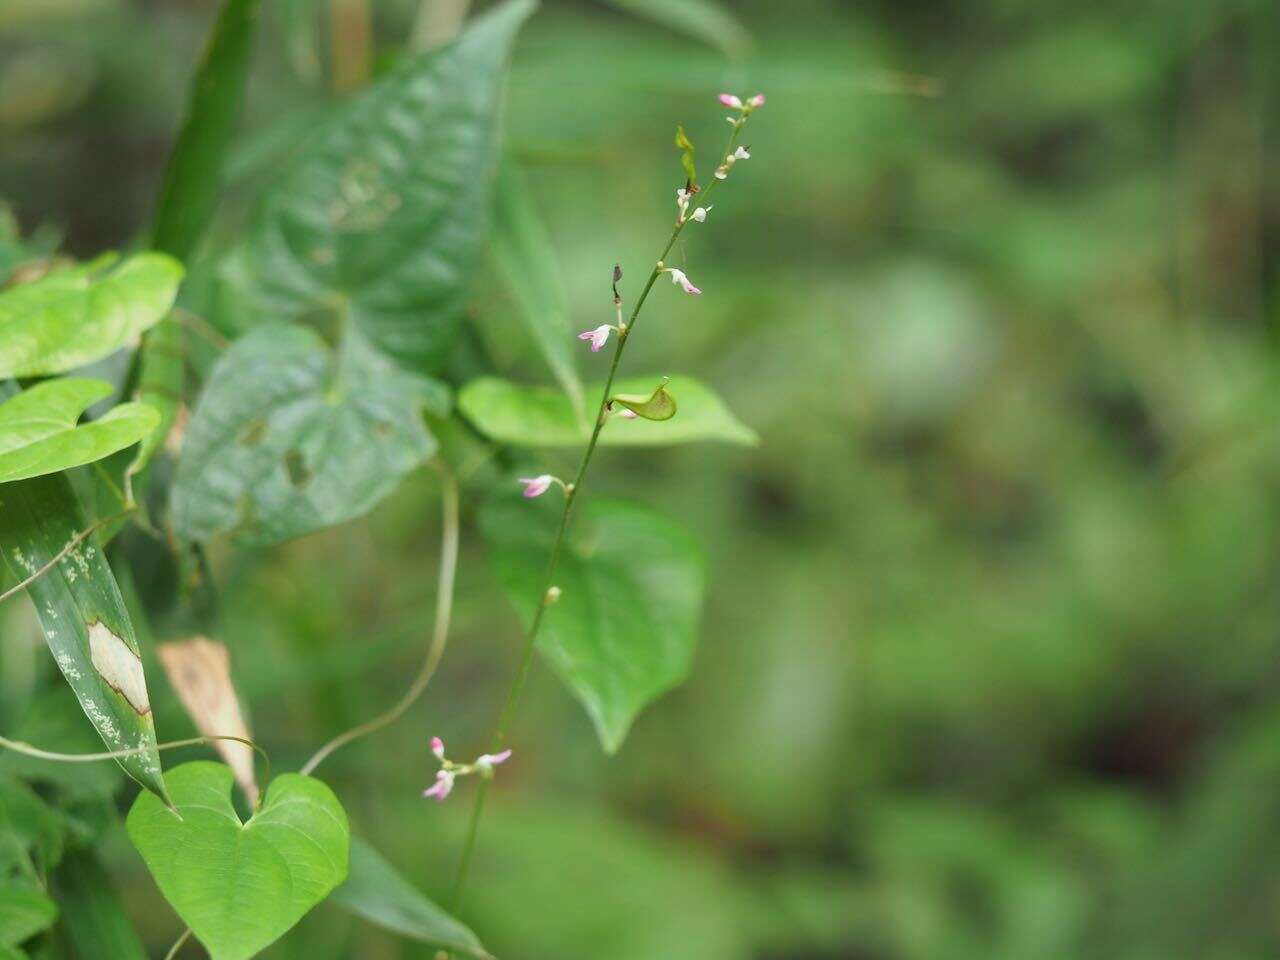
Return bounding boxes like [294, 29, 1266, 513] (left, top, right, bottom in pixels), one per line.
[491, 161, 584, 415]
[332, 837, 492, 960]
[598, 0, 753, 60]
[0, 885, 56, 947]
[0, 253, 183, 378]
[127, 762, 350, 960]
[216, 0, 536, 372]
[0, 378, 158, 485]
[50, 850, 147, 960]
[459, 375, 758, 447]
[610, 376, 676, 421]
[0, 469, 168, 801]
[675, 122, 696, 184]
[481, 493, 705, 752]
[170, 325, 436, 547]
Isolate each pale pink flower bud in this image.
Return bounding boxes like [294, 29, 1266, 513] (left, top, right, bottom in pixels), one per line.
[748, 93, 766, 108]
[619, 408, 638, 419]
[733, 146, 751, 160]
[718, 93, 743, 109]
[519, 475, 554, 498]
[578, 324, 612, 353]
[668, 268, 701, 295]
[422, 768, 455, 802]
[691, 206, 711, 223]
[476, 749, 512, 771]
[430, 736, 445, 759]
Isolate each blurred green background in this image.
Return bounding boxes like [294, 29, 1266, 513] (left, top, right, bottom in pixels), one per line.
[5, 0, 1280, 957]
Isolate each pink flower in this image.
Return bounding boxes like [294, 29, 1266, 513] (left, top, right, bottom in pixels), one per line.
[476, 749, 512, 772]
[578, 324, 612, 353]
[430, 736, 445, 759]
[748, 93, 766, 108]
[718, 93, 743, 108]
[668, 268, 701, 295]
[519, 475, 553, 498]
[423, 768, 455, 802]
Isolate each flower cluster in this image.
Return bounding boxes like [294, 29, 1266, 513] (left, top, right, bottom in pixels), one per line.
[423, 736, 513, 802]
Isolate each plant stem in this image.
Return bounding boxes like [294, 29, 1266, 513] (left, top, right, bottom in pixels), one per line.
[164, 927, 192, 960]
[300, 461, 460, 775]
[449, 118, 747, 911]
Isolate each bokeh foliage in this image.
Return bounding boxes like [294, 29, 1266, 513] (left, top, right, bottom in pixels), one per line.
[3, 0, 1280, 957]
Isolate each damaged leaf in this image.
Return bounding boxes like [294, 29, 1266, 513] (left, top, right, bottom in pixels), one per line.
[157, 637, 258, 807]
[169, 325, 436, 546]
[674, 122, 697, 185]
[0, 463, 168, 802]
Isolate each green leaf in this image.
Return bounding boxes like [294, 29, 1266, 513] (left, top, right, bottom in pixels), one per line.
[49, 849, 149, 960]
[216, 0, 536, 372]
[0, 885, 56, 947]
[332, 837, 491, 960]
[0, 469, 168, 801]
[0, 779, 65, 873]
[481, 493, 705, 752]
[674, 121, 697, 184]
[0, 689, 122, 801]
[127, 762, 350, 960]
[170, 325, 436, 547]
[151, 0, 262, 262]
[491, 161, 584, 415]
[610, 376, 676, 421]
[0, 379, 159, 485]
[459, 375, 758, 447]
[0, 253, 183, 379]
[598, 0, 753, 60]
[126, 317, 183, 482]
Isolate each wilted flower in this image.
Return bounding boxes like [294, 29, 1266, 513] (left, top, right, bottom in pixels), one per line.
[519, 475, 554, 498]
[422, 768, 455, 802]
[667, 268, 701, 295]
[578, 324, 612, 353]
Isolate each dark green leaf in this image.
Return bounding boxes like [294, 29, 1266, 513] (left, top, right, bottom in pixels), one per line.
[0, 885, 55, 948]
[151, 0, 262, 261]
[491, 161, 584, 413]
[610, 376, 676, 421]
[50, 849, 148, 960]
[0, 470, 168, 801]
[598, 0, 753, 59]
[127, 762, 350, 960]
[170, 325, 436, 546]
[215, 0, 536, 372]
[0, 254, 183, 379]
[459, 375, 757, 447]
[481, 493, 705, 752]
[0, 379, 158, 485]
[332, 837, 491, 959]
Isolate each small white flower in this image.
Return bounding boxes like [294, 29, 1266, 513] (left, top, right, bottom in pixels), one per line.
[691, 206, 711, 223]
[667, 268, 701, 295]
[578, 324, 612, 353]
[733, 146, 751, 160]
[519, 475, 554, 498]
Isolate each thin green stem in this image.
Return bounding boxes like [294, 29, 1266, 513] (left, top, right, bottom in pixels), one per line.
[300, 461, 460, 775]
[164, 927, 193, 960]
[449, 116, 749, 911]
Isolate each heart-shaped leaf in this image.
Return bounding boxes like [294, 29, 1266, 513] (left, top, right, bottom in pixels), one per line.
[127, 762, 350, 960]
[0, 467, 168, 801]
[459, 375, 757, 447]
[0, 253, 182, 378]
[481, 492, 705, 752]
[170, 325, 438, 546]
[0, 378, 159, 485]
[215, 0, 535, 373]
[610, 376, 676, 421]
